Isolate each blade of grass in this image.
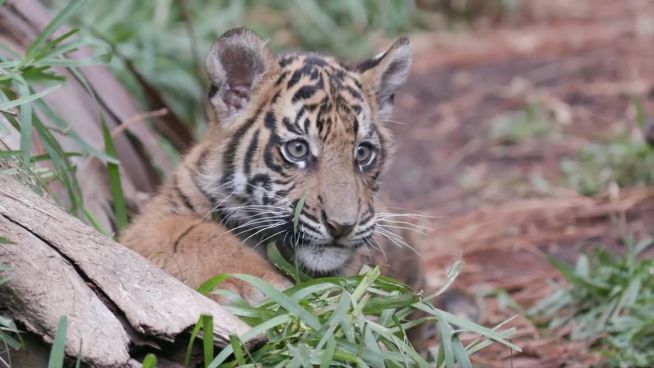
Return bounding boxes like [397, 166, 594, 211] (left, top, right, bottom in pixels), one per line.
[101, 121, 127, 230]
[293, 194, 305, 233]
[26, 0, 88, 60]
[141, 353, 157, 368]
[48, 316, 67, 368]
[232, 274, 321, 330]
[202, 315, 214, 368]
[229, 335, 246, 367]
[0, 84, 61, 111]
[184, 316, 204, 368]
[452, 335, 473, 368]
[196, 274, 230, 296]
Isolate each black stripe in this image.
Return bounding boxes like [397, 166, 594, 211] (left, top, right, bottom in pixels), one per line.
[292, 85, 317, 102]
[174, 182, 196, 212]
[221, 107, 263, 187]
[243, 129, 260, 176]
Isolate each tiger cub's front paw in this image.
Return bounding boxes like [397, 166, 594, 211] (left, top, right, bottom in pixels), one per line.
[214, 270, 293, 306]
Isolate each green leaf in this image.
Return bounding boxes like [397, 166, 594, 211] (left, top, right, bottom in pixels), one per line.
[101, 121, 127, 230]
[320, 337, 337, 368]
[266, 241, 310, 283]
[26, 0, 88, 60]
[202, 315, 214, 368]
[0, 84, 61, 111]
[184, 316, 204, 368]
[452, 335, 473, 368]
[232, 274, 321, 330]
[196, 274, 229, 296]
[229, 335, 246, 366]
[141, 353, 157, 368]
[437, 317, 455, 368]
[0, 236, 15, 244]
[48, 316, 67, 368]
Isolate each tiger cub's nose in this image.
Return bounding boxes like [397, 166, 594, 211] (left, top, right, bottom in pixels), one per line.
[322, 211, 355, 239]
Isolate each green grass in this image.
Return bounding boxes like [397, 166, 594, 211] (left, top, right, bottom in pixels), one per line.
[185, 248, 521, 368]
[0, 263, 23, 368]
[0, 0, 116, 230]
[529, 235, 654, 367]
[1, 1, 527, 365]
[490, 101, 556, 145]
[46, 0, 423, 133]
[561, 100, 654, 196]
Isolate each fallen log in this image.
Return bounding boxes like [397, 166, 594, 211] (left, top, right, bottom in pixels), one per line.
[0, 176, 256, 367]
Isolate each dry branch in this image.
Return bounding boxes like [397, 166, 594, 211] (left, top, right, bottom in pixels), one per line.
[0, 176, 256, 367]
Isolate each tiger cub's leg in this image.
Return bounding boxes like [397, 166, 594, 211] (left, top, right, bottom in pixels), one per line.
[119, 214, 292, 305]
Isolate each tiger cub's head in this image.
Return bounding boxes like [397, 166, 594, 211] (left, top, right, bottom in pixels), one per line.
[198, 28, 410, 275]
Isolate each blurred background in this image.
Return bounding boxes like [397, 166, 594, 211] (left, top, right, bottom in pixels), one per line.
[1, 0, 653, 366]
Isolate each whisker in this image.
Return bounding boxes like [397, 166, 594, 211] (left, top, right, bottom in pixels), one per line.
[377, 224, 429, 236]
[377, 218, 433, 231]
[252, 229, 287, 250]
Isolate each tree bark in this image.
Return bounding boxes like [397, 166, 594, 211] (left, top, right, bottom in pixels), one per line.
[0, 176, 258, 367]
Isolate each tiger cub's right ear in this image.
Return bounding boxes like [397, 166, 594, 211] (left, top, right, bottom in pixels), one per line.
[206, 28, 277, 123]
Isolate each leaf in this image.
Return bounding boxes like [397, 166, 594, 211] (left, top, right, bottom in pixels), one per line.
[232, 274, 321, 330]
[0, 236, 15, 244]
[208, 314, 293, 368]
[415, 303, 522, 352]
[293, 194, 305, 233]
[196, 274, 230, 296]
[437, 317, 455, 368]
[102, 121, 127, 230]
[320, 337, 337, 368]
[184, 316, 204, 368]
[0, 84, 62, 111]
[48, 316, 67, 368]
[141, 353, 157, 368]
[202, 315, 214, 368]
[266, 241, 310, 283]
[229, 335, 246, 366]
[452, 335, 473, 368]
[26, 0, 88, 60]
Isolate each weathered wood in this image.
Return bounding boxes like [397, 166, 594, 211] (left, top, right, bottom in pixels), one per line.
[0, 176, 258, 366]
[0, 214, 131, 366]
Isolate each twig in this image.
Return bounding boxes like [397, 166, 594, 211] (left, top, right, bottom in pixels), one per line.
[110, 108, 168, 138]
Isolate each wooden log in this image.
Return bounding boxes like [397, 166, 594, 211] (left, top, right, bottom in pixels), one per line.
[0, 214, 131, 366]
[0, 176, 258, 366]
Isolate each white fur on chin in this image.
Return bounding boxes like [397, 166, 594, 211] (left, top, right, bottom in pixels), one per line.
[295, 246, 353, 274]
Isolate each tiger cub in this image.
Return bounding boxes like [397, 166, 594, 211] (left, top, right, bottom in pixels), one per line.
[120, 28, 423, 305]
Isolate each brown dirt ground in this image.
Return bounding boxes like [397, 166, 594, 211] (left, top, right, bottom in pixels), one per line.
[383, 0, 654, 366]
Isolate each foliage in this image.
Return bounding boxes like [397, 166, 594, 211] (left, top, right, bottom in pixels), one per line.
[51, 0, 421, 132]
[561, 100, 654, 196]
[561, 135, 654, 196]
[189, 250, 520, 368]
[490, 102, 556, 145]
[48, 316, 68, 368]
[529, 235, 654, 367]
[0, 263, 22, 368]
[0, 0, 113, 227]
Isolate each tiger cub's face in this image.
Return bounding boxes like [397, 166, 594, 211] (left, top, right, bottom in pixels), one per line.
[199, 28, 411, 276]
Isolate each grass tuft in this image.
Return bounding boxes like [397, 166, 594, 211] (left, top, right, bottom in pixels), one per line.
[193, 256, 520, 367]
[529, 235, 654, 366]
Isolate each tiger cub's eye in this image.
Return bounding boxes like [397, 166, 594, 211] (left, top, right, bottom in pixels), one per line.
[284, 140, 309, 161]
[355, 143, 374, 166]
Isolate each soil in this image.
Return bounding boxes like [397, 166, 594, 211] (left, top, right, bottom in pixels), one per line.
[382, 0, 654, 366]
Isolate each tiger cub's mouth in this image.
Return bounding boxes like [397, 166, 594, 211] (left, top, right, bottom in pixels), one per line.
[294, 245, 355, 276]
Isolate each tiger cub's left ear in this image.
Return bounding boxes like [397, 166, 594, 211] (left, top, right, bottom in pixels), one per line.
[358, 38, 411, 120]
